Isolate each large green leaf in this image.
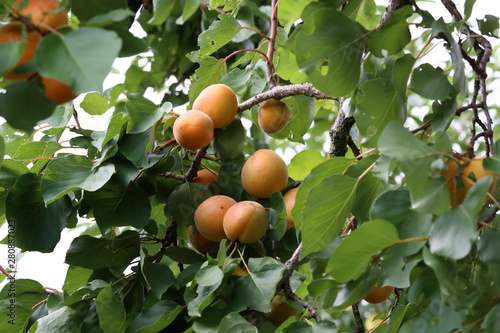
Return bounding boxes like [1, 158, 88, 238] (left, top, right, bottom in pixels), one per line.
[140, 248, 176, 300]
[367, 6, 412, 57]
[218, 313, 258, 333]
[287, 150, 324, 181]
[478, 229, 500, 265]
[0, 160, 28, 217]
[300, 174, 358, 259]
[71, 0, 128, 22]
[409, 63, 454, 100]
[422, 246, 458, 298]
[147, 0, 176, 25]
[213, 118, 246, 162]
[198, 14, 241, 58]
[29, 302, 87, 333]
[293, 2, 368, 97]
[6, 173, 72, 252]
[84, 180, 151, 233]
[354, 79, 406, 146]
[0, 80, 57, 133]
[378, 121, 436, 198]
[41, 155, 115, 204]
[0, 279, 47, 333]
[127, 299, 184, 333]
[125, 94, 170, 134]
[96, 284, 127, 333]
[35, 27, 122, 94]
[228, 257, 286, 313]
[327, 220, 399, 282]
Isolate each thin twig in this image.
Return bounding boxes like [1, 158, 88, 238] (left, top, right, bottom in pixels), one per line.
[352, 303, 365, 333]
[185, 145, 210, 182]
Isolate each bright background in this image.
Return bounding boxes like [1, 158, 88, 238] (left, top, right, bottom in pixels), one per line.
[1, 0, 499, 291]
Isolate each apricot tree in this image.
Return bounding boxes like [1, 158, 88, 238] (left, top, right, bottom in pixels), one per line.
[0, 0, 500, 332]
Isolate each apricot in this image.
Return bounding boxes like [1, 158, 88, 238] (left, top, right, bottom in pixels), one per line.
[223, 201, 268, 244]
[173, 110, 214, 150]
[188, 225, 218, 255]
[440, 155, 498, 206]
[40, 76, 77, 104]
[363, 285, 394, 304]
[241, 149, 288, 198]
[264, 295, 300, 327]
[0, 22, 41, 80]
[11, 0, 68, 34]
[192, 84, 238, 128]
[365, 312, 384, 330]
[258, 98, 290, 134]
[192, 168, 218, 186]
[283, 187, 298, 230]
[194, 195, 236, 242]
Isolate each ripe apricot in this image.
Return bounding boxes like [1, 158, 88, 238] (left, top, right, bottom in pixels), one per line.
[241, 149, 288, 198]
[365, 312, 383, 330]
[283, 187, 298, 230]
[192, 168, 218, 186]
[363, 285, 394, 304]
[194, 195, 236, 242]
[264, 295, 300, 327]
[192, 84, 238, 128]
[188, 225, 218, 255]
[258, 98, 290, 134]
[440, 155, 498, 206]
[223, 201, 268, 244]
[173, 110, 214, 150]
[40, 76, 77, 104]
[0, 22, 41, 80]
[12, 0, 68, 34]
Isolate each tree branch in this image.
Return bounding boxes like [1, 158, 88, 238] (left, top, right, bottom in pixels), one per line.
[185, 145, 210, 182]
[237, 83, 337, 113]
[352, 303, 365, 333]
[329, 111, 356, 158]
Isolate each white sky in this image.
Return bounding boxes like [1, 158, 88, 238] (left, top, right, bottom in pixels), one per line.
[1, 0, 500, 292]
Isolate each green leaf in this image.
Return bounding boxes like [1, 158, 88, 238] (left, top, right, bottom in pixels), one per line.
[477, 15, 499, 37]
[385, 304, 409, 333]
[288, 150, 324, 181]
[86, 8, 135, 26]
[422, 246, 457, 298]
[461, 175, 494, 216]
[218, 313, 258, 333]
[127, 299, 184, 333]
[63, 266, 93, 295]
[80, 92, 110, 115]
[327, 220, 399, 282]
[292, 157, 352, 236]
[429, 207, 476, 260]
[35, 27, 122, 94]
[6, 173, 72, 252]
[164, 246, 205, 264]
[198, 14, 241, 58]
[213, 118, 246, 162]
[482, 302, 500, 333]
[96, 284, 127, 333]
[0, 160, 28, 217]
[147, 0, 176, 25]
[41, 155, 115, 204]
[196, 265, 224, 287]
[411, 176, 451, 216]
[300, 174, 358, 259]
[30, 302, 87, 333]
[125, 94, 169, 134]
[141, 259, 176, 300]
[409, 63, 454, 100]
[71, 0, 128, 22]
[333, 267, 379, 309]
[464, 0, 476, 20]
[367, 6, 412, 57]
[0, 135, 5, 167]
[278, 0, 317, 32]
[478, 229, 500, 264]
[378, 121, 435, 198]
[370, 188, 431, 256]
[0, 279, 47, 333]
[431, 97, 457, 132]
[354, 79, 406, 146]
[85, 181, 151, 233]
[0, 80, 57, 133]
[380, 256, 420, 288]
[166, 182, 206, 226]
[294, 2, 368, 97]
[229, 257, 286, 313]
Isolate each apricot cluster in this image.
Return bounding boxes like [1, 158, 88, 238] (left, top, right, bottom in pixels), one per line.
[0, 0, 77, 105]
[173, 84, 238, 150]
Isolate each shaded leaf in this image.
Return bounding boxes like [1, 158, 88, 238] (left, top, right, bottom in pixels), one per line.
[96, 284, 127, 333]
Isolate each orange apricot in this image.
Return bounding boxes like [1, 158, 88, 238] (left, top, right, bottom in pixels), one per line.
[11, 0, 68, 34]
[440, 155, 498, 206]
[264, 295, 300, 327]
[40, 76, 77, 104]
[194, 195, 236, 242]
[188, 225, 218, 255]
[258, 98, 290, 134]
[283, 187, 298, 230]
[0, 22, 41, 80]
[363, 286, 394, 304]
[173, 110, 214, 150]
[192, 84, 238, 128]
[192, 168, 218, 186]
[223, 201, 268, 244]
[241, 149, 289, 198]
